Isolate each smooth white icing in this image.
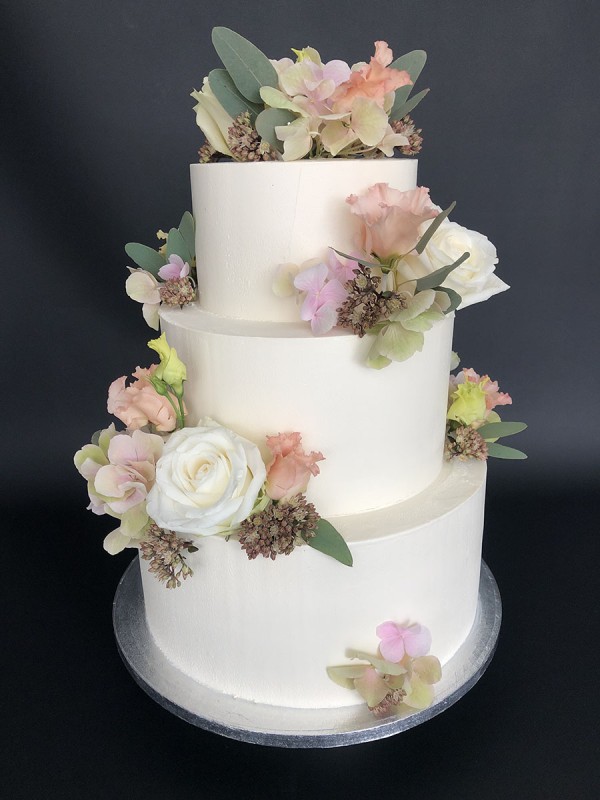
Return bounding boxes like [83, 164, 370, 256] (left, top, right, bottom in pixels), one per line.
[191, 159, 418, 322]
[160, 305, 454, 516]
[140, 459, 486, 708]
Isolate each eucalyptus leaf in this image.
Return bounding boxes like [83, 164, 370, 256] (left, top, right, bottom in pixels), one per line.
[307, 519, 353, 567]
[124, 242, 167, 276]
[332, 249, 383, 269]
[389, 50, 427, 109]
[166, 228, 192, 263]
[414, 202, 456, 255]
[435, 286, 462, 314]
[390, 87, 430, 121]
[415, 252, 470, 292]
[208, 68, 262, 120]
[178, 211, 195, 260]
[478, 421, 528, 439]
[211, 27, 278, 105]
[255, 108, 296, 151]
[486, 442, 528, 459]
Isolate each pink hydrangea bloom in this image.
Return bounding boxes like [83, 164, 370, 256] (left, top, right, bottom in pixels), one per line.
[376, 621, 432, 662]
[158, 254, 190, 281]
[265, 432, 325, 501]
[325, 249, 359, 284]
[294, 262, 348, 334]
[107, 365, 179, 432]
[274, 51, 351, 116]
[347, 183, 439, 259]
[332, 41, 412, 113]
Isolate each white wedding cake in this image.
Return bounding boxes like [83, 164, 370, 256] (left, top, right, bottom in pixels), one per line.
[76, 29, 524, 721]
[139, 159, 486, 708]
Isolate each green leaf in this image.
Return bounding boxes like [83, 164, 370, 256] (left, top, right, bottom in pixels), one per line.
[435, 286, 462, 314]
[208, 68, 262, 121]
[332, 249, 383, 269]
[390, 87, 430, 121]
[478, 421, 528, 439]
[211, 27, 278, 105]
[178, 212, 195, 260]
[389, 50, 427, 107]
[414, 202, 456, 255]
[365, 346, 392, 370]
[307, 519, 353, 567]
[486, 442, 528, 459]
[124, 242, 167, 276]
[166, 227, 192, 263]
[415, 252, 470, 292]
[255, 108, 296, 151]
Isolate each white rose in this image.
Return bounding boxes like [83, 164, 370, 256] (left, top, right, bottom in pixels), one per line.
[146, 422, 266, 536]
[419, 220, 509, 309]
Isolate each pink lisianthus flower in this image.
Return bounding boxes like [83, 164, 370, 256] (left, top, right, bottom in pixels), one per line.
[107, 365, 180, 432]
[347, 184, 439, 260]
[332, 41, 412, 113]
[452, 368, 512, 412]
[293, 262, 348, 334]
[158, 254, 190, 281]
[265, 432, 325, 502]
[376, 621, 432, 662]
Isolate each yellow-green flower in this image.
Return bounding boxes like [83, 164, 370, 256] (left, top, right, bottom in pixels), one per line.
[447, 381, 487, 426]
[147, 333, 187, 396]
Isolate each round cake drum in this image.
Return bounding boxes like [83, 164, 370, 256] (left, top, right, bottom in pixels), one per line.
[113, 557, 501, 748]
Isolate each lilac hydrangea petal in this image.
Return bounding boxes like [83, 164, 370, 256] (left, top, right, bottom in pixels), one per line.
[378, 636, 406, 663]
[404, 623, 432, 657]
[293, 262, 328, 294]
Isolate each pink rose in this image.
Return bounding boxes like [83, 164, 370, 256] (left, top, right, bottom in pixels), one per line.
[265, 432, 325, 501]
[347, 183, 439, 259]
[332, 41, 412, 112]
[107, 365, 179, 432]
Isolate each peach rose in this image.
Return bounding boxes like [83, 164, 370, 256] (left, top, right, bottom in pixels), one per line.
[347, 183, 439, 259]
[265, 432, 325, 502]
[107, 365, 178, 432]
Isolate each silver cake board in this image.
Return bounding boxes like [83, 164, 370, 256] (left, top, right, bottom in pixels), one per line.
[113, 558, 502, 748]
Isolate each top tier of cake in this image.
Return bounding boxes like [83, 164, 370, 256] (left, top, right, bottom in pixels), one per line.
[191, 159, 418, 323]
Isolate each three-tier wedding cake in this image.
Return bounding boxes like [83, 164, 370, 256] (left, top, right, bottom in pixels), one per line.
[76, 29, 525, 719]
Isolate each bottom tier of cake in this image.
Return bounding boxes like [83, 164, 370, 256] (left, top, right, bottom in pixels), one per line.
[140, 459, 486, 709]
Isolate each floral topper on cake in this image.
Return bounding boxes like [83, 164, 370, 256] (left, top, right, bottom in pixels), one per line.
[327, 621, 442, 716]
[192, 28, 427, 162]
[75, 334, 353, 588]
[277, 183, 509, 367]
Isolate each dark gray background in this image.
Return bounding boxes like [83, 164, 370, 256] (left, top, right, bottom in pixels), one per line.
[2, 1, 598, 798]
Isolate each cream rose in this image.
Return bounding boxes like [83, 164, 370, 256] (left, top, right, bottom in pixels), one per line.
[146, 422, 266, 536]
[420, 219, 509, 308]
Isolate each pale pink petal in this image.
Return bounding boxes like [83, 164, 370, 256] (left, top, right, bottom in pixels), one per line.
[403, 624, 432, 658]
[293, 262, 328, 294]
[378, 634, 406, 663]
[319, 278, 348, 308]
[373, 41, 394, 67]
[310, 304, 338, 335]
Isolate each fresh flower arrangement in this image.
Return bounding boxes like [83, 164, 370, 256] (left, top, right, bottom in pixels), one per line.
[276, 183, 509, 367]
[75, 334, 352, 588]
[125, 212, 197, 328]
[192, 28, 428, 162]
[445, 362, 527, 460]
[327, 621, 442, 716]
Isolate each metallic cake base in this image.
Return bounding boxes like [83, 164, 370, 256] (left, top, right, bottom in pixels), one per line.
[113, 558, 501, 748]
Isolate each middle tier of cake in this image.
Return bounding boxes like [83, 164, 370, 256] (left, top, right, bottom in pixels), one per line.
[160, 305, 454, 517]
